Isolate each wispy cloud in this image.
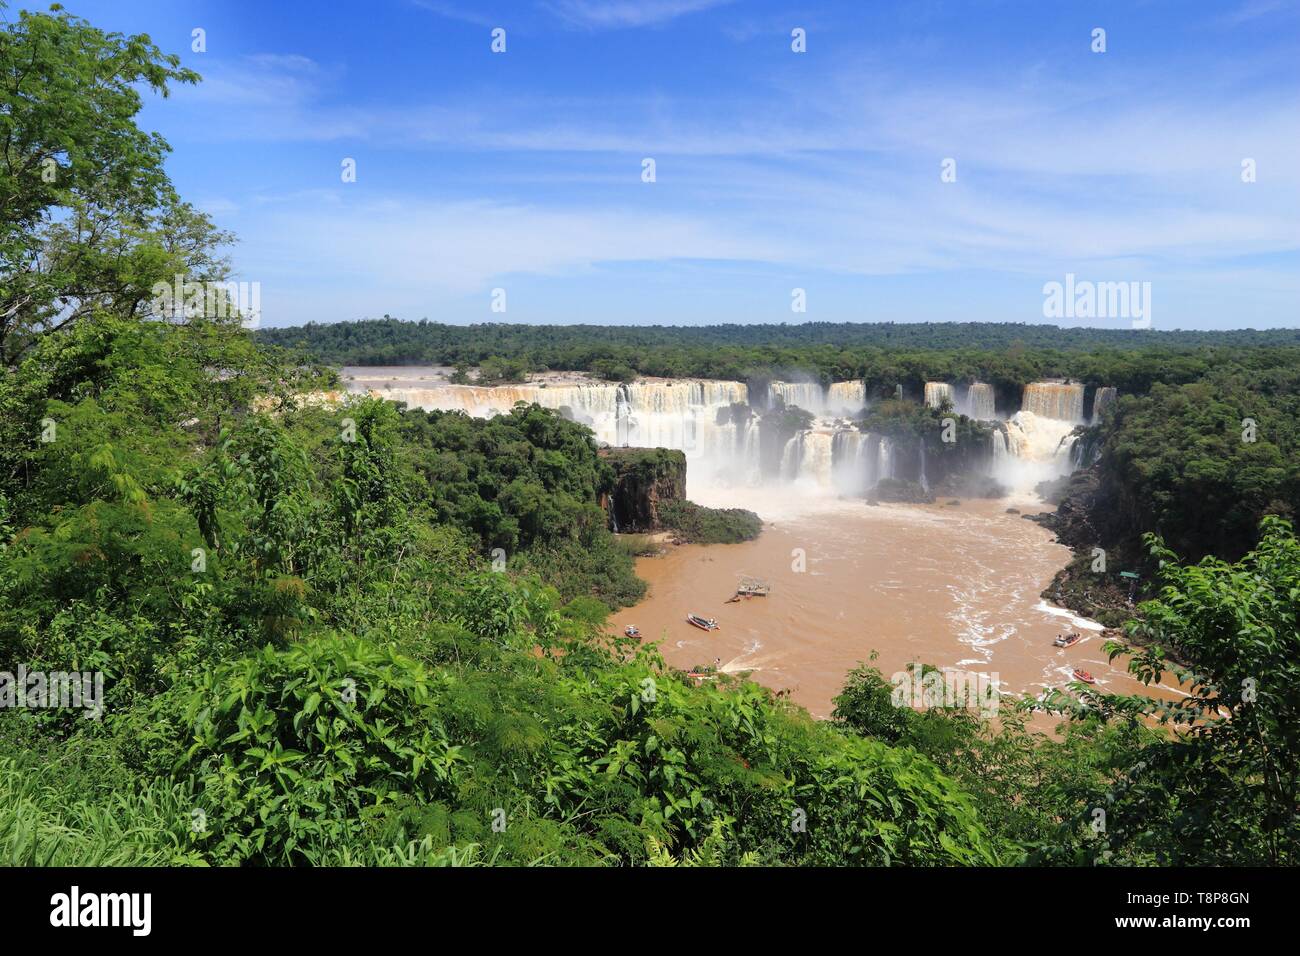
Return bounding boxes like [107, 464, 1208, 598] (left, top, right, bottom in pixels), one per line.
[542, 0, 735, 30]
[181, 52, 328, 109]
[1217, 0, 1293, 26]
[411, 1, 501, 28]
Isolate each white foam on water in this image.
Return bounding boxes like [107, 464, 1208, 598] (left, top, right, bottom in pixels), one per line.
[1034, 600, 1106, 631]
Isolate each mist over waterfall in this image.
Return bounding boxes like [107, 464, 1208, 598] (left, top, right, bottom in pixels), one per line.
[992, 381, 1088, 490]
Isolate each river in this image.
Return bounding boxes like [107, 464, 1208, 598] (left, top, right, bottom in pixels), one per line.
[609, 491, 1185, 721]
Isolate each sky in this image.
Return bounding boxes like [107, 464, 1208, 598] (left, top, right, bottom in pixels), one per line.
[46, 0, 1300, 329]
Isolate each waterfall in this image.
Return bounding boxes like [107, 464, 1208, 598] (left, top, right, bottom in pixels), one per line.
[878, 438, 894, 481]
[1021, 382, 1085, 423]
[770, 381, 826, 413]
[780, 435, 801, 480]
[742, 418, 762, 483]
[924, 382, 954, 409]
[615, 384, 631, 446]
[994, 411, 1079, 490]
[919, 441, 929, 493]
[780, 431, 835, 487]
[1092, 386, 1117, 421]
[832, 430, 865, 495]
[798, 431, 835, 487]
[965, 383, 995, 420]
[344, 371, 1091, 501]
[827, 381, 866, 415]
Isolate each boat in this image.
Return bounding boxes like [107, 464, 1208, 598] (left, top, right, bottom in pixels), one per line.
[736, 576, 770, 598]
[1053, 631, 1082, 648]
[686, 613, 719, 631]
[1072, 668, 1097, 685]
[624, 625, 640, 638]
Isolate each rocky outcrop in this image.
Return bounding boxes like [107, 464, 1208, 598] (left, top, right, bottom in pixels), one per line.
[600, 447, 687, 533]
[869, 477, 936, 504]
[1028, 464, 1151, 630]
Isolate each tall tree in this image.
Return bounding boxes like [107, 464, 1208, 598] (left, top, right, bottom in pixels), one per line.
[0, 3, 229, 364]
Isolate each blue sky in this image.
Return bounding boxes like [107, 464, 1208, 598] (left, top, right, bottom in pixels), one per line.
[54, 0, 1300, 329]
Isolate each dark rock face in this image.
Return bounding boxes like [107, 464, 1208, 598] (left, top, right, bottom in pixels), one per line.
[1027, 463, 1151, 631]
[1027, 465, 1112, 549]
[871, 477, 936, 504]
[932, 471, 1007, 499]
[877, 425, 1003, 499]
[600, 447, 687, 532]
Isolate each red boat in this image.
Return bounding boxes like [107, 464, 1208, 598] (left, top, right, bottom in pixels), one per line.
[1054, 631, 1082, 648]
[1072, 668, 1097, 685]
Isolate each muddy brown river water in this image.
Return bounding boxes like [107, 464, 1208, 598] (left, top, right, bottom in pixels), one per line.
[609, 493, 1186, 721]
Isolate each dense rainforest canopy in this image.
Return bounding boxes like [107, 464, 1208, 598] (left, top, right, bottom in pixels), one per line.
[1, 6, 1297, 867]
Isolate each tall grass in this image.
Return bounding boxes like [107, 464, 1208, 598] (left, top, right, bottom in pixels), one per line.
[612, 533, 660, 557]
[0, 757, 206, 866]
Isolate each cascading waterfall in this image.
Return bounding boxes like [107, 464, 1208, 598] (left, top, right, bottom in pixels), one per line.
[826, 381, 866, 415]
[965, 383, 996, 420]
[780, 434, 801, 480]
[995, 411, 1078, 490]
[973, 381, 1093, 492]
[346, 371, 1090, 501]
[831, 430, 865, 495]
[1021, 382, 1085, 423]
[878, 438, 894, 481]
[797, 431, 835, 487]
[779, 430, 836, 487]
[770, 381, 827, 414]
[924, 382, 954, 409]
[615, 384, 631, 446]
[1091, 386, 1117, 421]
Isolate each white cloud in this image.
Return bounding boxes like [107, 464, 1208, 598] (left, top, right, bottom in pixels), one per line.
[542, 0, 735, 29]
[240, 197, 790, 295]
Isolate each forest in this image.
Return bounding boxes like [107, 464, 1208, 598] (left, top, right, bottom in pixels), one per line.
[1, 7, 1297, 868]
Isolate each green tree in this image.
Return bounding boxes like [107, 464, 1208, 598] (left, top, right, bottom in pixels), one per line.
[1, 4, 210, 364]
